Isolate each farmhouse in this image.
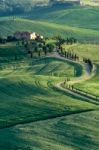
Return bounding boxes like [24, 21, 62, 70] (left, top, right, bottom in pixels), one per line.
[14, 31, 43, 40]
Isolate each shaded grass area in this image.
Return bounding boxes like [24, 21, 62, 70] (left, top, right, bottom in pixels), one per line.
[0, 42, 27, 63]
[0, 110, 99, 150]
[0, 58, 95, 129]
[0, 57, 83, 77]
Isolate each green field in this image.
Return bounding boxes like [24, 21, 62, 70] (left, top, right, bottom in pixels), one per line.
[0, 4, 99, 150]
[74, 63, 99, 96]
[0, 42, 27, 63]
[0, 4, 99, 45]
[0, 55, 98, 149]
[63, 43, 99, 96]
[0, 110, 99, 150]
[29, 6, 99, 30]
[0, 56, 89, 128]
[63, 43, 99, 62]
[0, 42, 99, 149]
[0, 5, 99, 42]
[0, 18, 99, 42]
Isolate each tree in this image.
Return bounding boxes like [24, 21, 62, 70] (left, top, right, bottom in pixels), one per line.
[37, 48, 42, 57]
[47, 43, 54, 53]
[43, 45, 47, 56]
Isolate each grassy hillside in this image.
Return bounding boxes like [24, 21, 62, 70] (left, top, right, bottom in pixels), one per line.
[0, 57, 82, 77]
[75, 65, 99, 96]
[0, 41, 98, 149]
[0, 3, 99, 150]
[0, 5, 99, 42]
[0, 42, 99, 149]
[63, 43, 99, 96]
[0, 17, 99, 42]
[0, 56, 92, 129]
[0, 42, 27, 63]
[0, 110, 99, 150]
[63, 43, 99, 62]
[42, 7, 99, 30]
[25, 6, 99, 30]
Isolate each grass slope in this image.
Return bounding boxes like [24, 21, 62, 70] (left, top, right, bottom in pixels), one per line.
[63, 43, 99, 96]
[0, 110, 99, 150]
[0, 6, 99, 42]
[0, 57, 83, 77]
[0, 57, 92, 129]
[0, 18, 99, 42]
[75, 64, 99, 96]
[0, 42, 27, 63]
[0, 43, 98, 149]
[24, 6, 99, 30]
[0, 5, 99, 149]
[63, 43, 99, 62]
[0, 58, 98, 149]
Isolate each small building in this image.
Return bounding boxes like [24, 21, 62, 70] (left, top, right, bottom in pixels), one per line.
[30, 32, 37, 40]
[14, 31, 43, 40]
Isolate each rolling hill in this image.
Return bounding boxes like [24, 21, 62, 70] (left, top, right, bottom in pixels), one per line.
[0, 2, 99, 150]
[19, 5, 99, 30]
[62, 43, 99, 96]
[0, 16, 99, 42]
[0, 52, 98, 149]
[0, 4, 99, 42]
[0, 110, 99, 150]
